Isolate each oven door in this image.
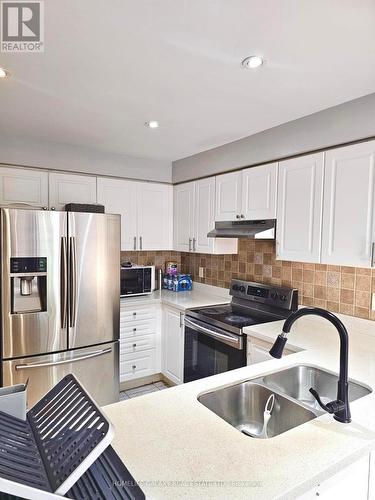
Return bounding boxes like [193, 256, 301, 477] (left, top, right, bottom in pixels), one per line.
[184, 317, 246, 383]
[121, 268, 145, 296]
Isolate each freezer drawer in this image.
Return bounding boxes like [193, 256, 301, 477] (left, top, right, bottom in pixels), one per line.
[2, 341, 119, 409]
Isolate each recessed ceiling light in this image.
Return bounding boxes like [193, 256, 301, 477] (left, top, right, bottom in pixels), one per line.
[0, 67, 10, 79]
[145, 120, 159, 129]
[241, 56, 263, 69]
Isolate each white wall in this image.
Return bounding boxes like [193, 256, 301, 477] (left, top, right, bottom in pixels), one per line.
[172, 92, 375, 183]
[0, 135, 172, 183]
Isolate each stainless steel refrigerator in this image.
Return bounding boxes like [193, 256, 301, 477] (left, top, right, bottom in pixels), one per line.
[0, 208, 120, 408]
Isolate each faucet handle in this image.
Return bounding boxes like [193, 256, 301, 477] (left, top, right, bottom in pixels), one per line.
[309, 388, 345, 414]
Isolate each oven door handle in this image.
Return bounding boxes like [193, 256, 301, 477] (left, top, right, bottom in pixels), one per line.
[184, 318, 243, 350]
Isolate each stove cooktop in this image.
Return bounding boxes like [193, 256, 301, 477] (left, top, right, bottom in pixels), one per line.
[189, 304, 284, 330]
[186, 280, 298, 335]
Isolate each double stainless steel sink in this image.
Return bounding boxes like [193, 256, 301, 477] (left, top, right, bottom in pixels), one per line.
[198, 365, 371, 439]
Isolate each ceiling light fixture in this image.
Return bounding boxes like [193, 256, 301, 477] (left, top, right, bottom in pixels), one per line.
[145, 120, 159, 129]
[241, 56, 263, 69]
[0, 67, 10, 78]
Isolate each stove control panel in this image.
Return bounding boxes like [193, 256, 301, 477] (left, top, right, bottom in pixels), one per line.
[230, 279, 298, 310]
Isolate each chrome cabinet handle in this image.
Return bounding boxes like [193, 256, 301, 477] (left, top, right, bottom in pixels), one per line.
[179, 312, 184, 328]
[371, 242, 375, 267]
[192, 237, 196, 252]
[236, 214, 240, 219]
[15, 348, 112, 370]
[69, 236, 77, 328]
[188, 238, 192, 251]
[241, 214, 245, 219]
[133, 236, 137, 250]
[140, 236, 143, 250]
[60, 237, 68, 329]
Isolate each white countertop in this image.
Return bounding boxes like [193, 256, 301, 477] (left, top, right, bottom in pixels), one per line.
[120, 282, 231, 311]
[104, 308, 375, 500]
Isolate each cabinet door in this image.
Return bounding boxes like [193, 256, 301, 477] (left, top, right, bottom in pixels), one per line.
[49, 172, 96, 210]
[299, 454, 369, 500]
[174, 182, 195, 252]
[162, 307, 184, 385]
[137, 183, 173, 250]
[277, 153, 324, 262]
[194, 177, 215, 253]
[0, 167, 48, 208]
[215, 171, 242, 221]
[97, 178, 138, 251]
[322, 142, 375, 267]
[241, 163, 277, 220]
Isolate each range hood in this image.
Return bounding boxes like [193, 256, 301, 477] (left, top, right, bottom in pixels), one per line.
[207, 219, 276, 239]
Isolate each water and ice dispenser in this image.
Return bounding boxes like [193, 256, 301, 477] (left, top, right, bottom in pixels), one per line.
[10, 258, 47, 314]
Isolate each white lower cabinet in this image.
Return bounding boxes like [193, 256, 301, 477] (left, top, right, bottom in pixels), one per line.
[247, 336, 296, 364]
[162, 306, 185, 385]
[299, 454, 370, 499]
[119, 300, 161, 383]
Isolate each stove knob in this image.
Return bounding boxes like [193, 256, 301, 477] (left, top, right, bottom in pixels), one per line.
[239, 285, 246, 293]
[271, 292, 278, 300]
[232, 284, 239, 291]
[280, 294, 287, 301]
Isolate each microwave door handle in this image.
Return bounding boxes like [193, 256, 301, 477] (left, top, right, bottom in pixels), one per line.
[60, 236, 68, 329]
[184, 318, 242, 349]
[15, 348, 112, 370]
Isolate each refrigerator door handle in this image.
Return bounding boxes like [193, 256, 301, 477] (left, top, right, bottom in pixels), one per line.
[15, 347, 112, 370]
[69, 236, 77, 328]
[60, 236, 68, 328]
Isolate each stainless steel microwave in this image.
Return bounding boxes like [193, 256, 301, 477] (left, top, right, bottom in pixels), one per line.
[120, 265, 155, 297]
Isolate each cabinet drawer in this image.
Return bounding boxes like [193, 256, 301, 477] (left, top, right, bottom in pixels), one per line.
[120, 323, 156, 339]
[121, 336, 155, 354]
[120, 350, 156, 381]
[120, 306, 156, 323]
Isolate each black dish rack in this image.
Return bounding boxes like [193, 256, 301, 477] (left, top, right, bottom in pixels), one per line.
[0, 374, 144, 500]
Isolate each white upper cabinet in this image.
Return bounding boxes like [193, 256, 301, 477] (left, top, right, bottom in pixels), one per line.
[0, 167, 48, 209]
[174, 178, 237, 254]
[241, 163, 278, 220]
[194, 177, 215, 253]
[137, 183, 173, 251]
[98, 178, 172, 251]
[215, 165, 277, 222]
[215, 171, 242, 221]
[321, 141, 375, 267]
[48, 172, 97, 210]
[97, 178, 138, 251]
[174, 182, 196, 252]
[276, 153, 324, 263]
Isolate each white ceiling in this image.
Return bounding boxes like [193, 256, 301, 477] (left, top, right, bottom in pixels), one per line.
[1, 0, 375, 163]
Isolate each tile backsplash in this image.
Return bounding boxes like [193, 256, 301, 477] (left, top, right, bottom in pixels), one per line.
[122, 240, 375, 321]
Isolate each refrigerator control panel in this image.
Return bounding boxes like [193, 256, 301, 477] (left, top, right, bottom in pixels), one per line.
[10, 257, 47, 274]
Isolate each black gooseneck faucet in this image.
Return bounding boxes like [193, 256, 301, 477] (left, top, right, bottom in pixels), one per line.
[269, 307, 351, 423]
